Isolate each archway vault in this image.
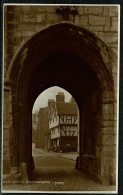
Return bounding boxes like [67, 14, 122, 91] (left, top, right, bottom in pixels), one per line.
[4, 22, 116, 183]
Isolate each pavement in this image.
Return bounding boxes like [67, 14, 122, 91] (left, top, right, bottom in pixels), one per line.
[59, 152, 78, 161]
[2, 147, 116, 192]
[33, 147, 78, 161]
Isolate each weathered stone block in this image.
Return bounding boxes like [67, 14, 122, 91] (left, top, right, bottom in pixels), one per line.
[102, 163, 111, 185]
[75, 15, 80, 25]
[109, 121, 114, 127]
[36, 14, 46, 23]
[84, 6, 102, 14]
[101, 156, 115, 180]
[102, 121, 109, 127]
[102, 97, 109, 105]
[114, 120, 117, 128]
[3, 140, 9, 147]
[37, 6, 47, 12]
[113, 135, 117, 145]
[112, 47, 118, 54]
[109, 104, 114, 114]
[111, 6, 118, 13]
[109, 113, 114, 120]
[3, 130, 9, 139]
[109, 6, 118, 16]
[113, 113, 117, 121]
[109, 12, 117, 17]
[14, 31, 22, 37]
[86, 26, 103, 32]
[25, 6, 37, 13]
[102, 135, 114, 146]
[114, 102, 117, 114]
[22, 31, 34, 37]
[89, 16, 105, 25]
[112, 157, 116, 168]
[103, 114, 110, 121]
[78, 7, 84, 14]
[3, 122, 10, 129]
[103, 7, 109, 16]
[103, 104, 110, 114]
[17, 25, 28, 33]
[6, 113, 12, 122]
[102, 127, 114, 135]
[22, 6, 30, 13]
[4, 91, 10, 98]
[9, 93, 12, 102]
[101, 34, 117, 45]
[47, 13, 59, 22]
[11, 6, 21, 12]
[101, 146, 114, 157]
[104, 26, 118, 32]
[45, 6, 55, 12]
[112, 16, 118, 21]
[113, 126, 117, 135]
[23, 14, 35, 23]
[112, 20, 118, 31]
[79, 16, 88, 26]
[105, 16, 111, 27]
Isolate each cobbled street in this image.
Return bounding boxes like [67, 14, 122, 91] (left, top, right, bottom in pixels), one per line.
[2, 148, 116, 192]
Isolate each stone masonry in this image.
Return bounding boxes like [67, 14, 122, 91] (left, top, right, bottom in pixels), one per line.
[4, 5, 118, 75]
[3, 5, 119, 185]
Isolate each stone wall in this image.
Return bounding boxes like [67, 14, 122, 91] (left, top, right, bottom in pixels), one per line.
[3, 85, 12, 173]
[4, 5, 118, 76]
[3, 5, 119, 183]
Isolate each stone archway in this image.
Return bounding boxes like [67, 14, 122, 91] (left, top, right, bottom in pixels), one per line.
[4, 22, 117, 184]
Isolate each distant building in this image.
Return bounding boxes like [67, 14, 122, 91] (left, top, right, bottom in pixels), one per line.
[32, 111, 39, 146]
[38, 107, 50, 150]
[48, 92, 78, 152]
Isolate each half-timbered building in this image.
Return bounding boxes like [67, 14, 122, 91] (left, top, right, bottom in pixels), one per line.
[48, 92, 78, 152]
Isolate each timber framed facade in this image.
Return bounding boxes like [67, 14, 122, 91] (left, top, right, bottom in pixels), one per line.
[48, 93, 78, 152]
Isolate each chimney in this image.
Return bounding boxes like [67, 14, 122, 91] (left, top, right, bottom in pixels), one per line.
[56, 92, 65, 102]
[48, 99, 55, 107]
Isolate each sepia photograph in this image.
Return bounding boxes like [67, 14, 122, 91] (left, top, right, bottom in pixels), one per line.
[1, 4, 120, 193]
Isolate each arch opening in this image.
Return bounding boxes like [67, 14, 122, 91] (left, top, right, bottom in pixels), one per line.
[32, 86, 79, 161]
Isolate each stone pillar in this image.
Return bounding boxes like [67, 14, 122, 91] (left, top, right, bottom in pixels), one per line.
[18, 101, 32, 173]
[20, 162, 28, 183]
[102, 164, 111, 185]
[101, 90, 116, 185]
[3, 85, 12, 174]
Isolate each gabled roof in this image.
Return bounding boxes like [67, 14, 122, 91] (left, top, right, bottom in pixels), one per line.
[56, 102, 78, 115]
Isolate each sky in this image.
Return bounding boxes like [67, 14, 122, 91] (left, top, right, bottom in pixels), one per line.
[32, 86, 72, 113]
